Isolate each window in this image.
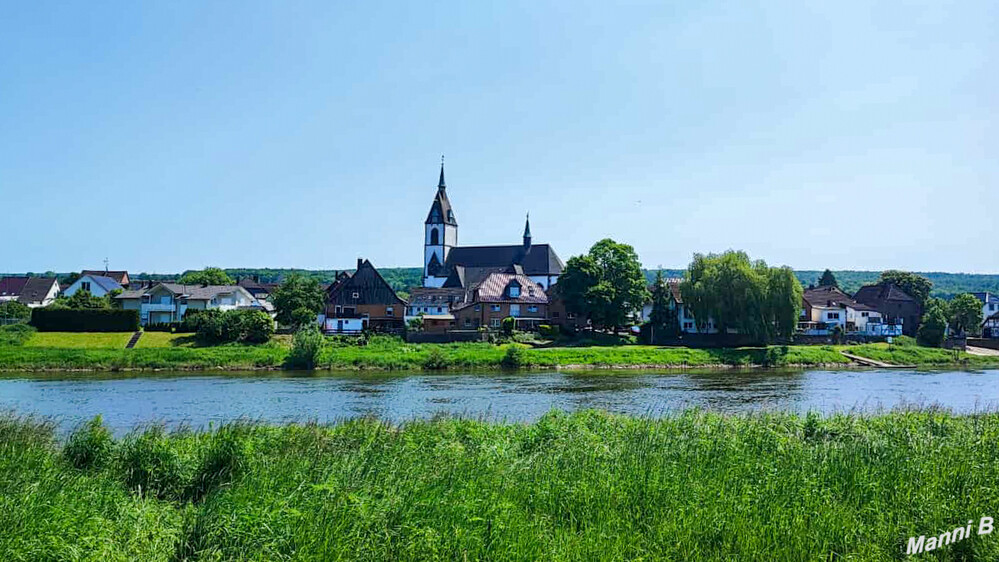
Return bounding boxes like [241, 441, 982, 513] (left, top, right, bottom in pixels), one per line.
[527, 305, 538, 313]
[474, 305, 481, 312]
[81, 281, 91, 292]
[683, 322, 694, 330]
[490, 318, 502, 328]
[437, 307, 443, 313]
[464, 318, 471, 327]
[141, 295, 150, 304]
[510, 304, 521, 317]
[861, 312, 868, 317]
[490, 304, 501, 312]
[430, 228, 439, 245]
[508, 286, 520, 297]
[552, 311, 560, 318]
[352, 292, 359, 299]
[828, 312, 840, 320]
[386, 307, 394, 317]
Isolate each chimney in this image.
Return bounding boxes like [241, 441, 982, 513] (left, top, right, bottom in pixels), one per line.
[357, 258, 364, 270]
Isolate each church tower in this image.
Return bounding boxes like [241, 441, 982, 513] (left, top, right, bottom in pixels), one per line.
[423, 158, 458, 287]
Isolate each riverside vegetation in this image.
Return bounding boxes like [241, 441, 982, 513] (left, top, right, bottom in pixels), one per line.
[1, 325, 998, 371]
[4, 410, 999, 560]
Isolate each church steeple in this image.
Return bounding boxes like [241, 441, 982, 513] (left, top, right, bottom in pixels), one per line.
[423, 157, 458, 287]
[523, 213, 532, 249]
[438, 155, 446, 190]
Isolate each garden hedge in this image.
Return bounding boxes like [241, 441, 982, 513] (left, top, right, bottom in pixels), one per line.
[30, 308, 140, 332]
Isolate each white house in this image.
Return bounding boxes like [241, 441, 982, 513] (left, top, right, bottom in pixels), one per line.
[62, 274, 123, 298]
[973, 293, 999, 328]
[800, 286, 900, 336]
[0, 277, 60, 307]
[115, 283, 267, 325]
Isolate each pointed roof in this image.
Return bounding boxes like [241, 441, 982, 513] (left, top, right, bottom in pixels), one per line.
[523, 213, 531, 240]
[426, 162, 457, 226]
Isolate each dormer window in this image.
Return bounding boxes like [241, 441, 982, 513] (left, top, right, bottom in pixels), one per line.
[508, 285, 520, 297]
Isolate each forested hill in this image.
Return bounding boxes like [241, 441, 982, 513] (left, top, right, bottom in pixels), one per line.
[121, 267, 999, 300]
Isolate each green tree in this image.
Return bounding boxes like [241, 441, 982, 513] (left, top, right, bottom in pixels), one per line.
[879, 270, 932, 307]
[65, 289, 110, 309]
[680, 251, 803, 344]
[647, 270, 678, 343]
[558, 239, 648, 330]
[179, 267, 234, 285]
[817, 269, 838, 288]
[272, 274, 326, 327]
[0, 300, 31, 321]
[917, 300, 948, 347]
[948, 293, 983, 336]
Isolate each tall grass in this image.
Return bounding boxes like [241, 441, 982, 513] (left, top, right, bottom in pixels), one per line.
[2, 410, 999, 560]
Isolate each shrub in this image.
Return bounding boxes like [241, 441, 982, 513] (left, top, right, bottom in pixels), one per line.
[241, 310, 274, 344]
[501, 316, 516, 336]
[144, 322, 180, 332]
[0, 323, 36, 346]
[422, 346, 450, 370]
[180, 309, 205, 332]
[195, 309, 274, 345]
[892, 335, 917, 347]
[30, 308, 140, 332]
[291, 307, 316, 330]
[0, 300, 31, 321]
[194, 310, 227, 344]
[538, 324, 560, 339]
[286, 327, 324, 370]
[118, 426, 189, 500]
[917, 305, 948, 348]
[501, 345, 526, 369]
[63, 415, 115, 470]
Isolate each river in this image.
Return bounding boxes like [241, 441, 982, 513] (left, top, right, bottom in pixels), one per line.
[2, 368, 997, 434]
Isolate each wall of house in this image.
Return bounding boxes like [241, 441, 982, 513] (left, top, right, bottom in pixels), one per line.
[454, 302, 546, 330]
[63, 276, 116, 298]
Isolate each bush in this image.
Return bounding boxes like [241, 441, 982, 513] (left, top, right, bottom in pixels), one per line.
[892, 335, 917, 347]
[241, 310, 274, 344]
[501, 345, 526, 369]
[917, 306, 948, 348]
[194, 309, 273, 345]
[0, 323, 36, 346]
[501, 316, 516, 336]
[144, 322, 180, 332]
[180, 309, 205, 332]
[538, 324, 560, 339]
[118, 426, 189, 500]
[286, 327, 324, 370]
[63, 416, 115, 470]
[422, 346, 450, 370]
[0, 300, 31, 321]
[30, 307, 140, 332]
[290, 307, 316, 330]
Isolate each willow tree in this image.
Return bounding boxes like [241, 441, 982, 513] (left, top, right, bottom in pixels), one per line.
[680, 251, 803, 344]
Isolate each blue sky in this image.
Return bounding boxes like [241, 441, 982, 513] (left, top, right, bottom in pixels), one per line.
[2, 1, 996, 274]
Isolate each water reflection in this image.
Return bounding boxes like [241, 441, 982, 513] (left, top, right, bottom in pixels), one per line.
[0, 368, 997, 435]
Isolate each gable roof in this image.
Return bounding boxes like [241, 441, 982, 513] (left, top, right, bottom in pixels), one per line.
[803, 285, 876, 311]
[853, 282, 917, 304]
[17, 277, 59, 304]
[426, 165, 458, 226]
[78, 275, 123, 293]
[327, 259, 406, 306]
[442, 244, 564, 279]
[114, 283, 254, 302]
[407, 287, 467, 306]
[81, 270, 129, 284]
[0, 276, 29, 298]
[466, 272, 547, 304]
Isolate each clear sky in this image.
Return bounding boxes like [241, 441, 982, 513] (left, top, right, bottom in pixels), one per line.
[2, 1, 997, 274]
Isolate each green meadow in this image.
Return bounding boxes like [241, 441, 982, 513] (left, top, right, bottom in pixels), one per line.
[3, 410, 999, 560]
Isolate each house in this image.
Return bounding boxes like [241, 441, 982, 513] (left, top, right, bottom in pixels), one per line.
[636, 278, 717, 334]
[799, 286, 898, 336]
[451, 272, 548, 331]
[852, 282, 921, 336]
[972, 293, 999, 330]
[404, 287, 467, 322]
[237, 277, 281, 301]
[421, 314, 456, 334]
[421, 162, 564, 290]
[322, 259, 407, 334]
[0, 277, 30, 302]
[81, 270, 130, 288]
[115, 283, 266, 325]
[546, 284, 587, 332]
[983, 312, 999, 339]
[15, 277, 60, 307]
[63, 274, 123, 298]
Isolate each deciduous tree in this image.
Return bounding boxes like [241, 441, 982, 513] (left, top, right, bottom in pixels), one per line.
[179, 267, 234, 286]
[558, 239, 648, 330]
[272, 273, 326, 328]
[879, 270, 932, 307]
[948, 293, 983, 335]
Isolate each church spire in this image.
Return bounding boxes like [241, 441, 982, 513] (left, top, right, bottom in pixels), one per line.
[523, 212, 532, 248]
[438, 154, 446, 190]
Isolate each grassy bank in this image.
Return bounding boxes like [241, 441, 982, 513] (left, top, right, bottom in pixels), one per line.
[2, 327, 998, 371]
[3, 410, 999, 560]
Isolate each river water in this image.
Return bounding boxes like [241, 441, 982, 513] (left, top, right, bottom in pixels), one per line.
[2, 368, 998, 434]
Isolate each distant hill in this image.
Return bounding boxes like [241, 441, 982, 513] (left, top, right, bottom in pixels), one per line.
[19, 267, 996, 301]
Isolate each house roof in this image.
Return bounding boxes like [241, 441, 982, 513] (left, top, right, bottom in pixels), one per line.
[803, 286, 877, 311]
[114, 283, 253, 301]
[326, 259, 406, 306]
[407, 287, 467, 306]
[17, 278, 58, 304]
[466, 272, 547, 305]
[442, 244, 564, 281]
[984, 311, 999, 325]
[0, 276, 29, 297]
[81, 270, 128, 284]
[972, 292, 999, 305]
[853, 282, 917, 304]
[426, 164, 458, 226]
[79, 275, 123, 293]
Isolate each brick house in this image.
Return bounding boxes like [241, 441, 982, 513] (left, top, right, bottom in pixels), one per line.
[451, 272, 547, 331]
[852, 282, 922, 336]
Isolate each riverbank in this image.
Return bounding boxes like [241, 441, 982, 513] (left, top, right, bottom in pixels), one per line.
[1, 331, 998, 371]
[3, 410, 999, 560]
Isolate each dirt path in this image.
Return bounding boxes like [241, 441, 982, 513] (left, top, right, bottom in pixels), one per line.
[966, 346, 999, 357]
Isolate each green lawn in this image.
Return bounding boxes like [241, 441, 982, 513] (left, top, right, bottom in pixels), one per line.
[22, 332, 134, 349]
[4, 410, 999, 560]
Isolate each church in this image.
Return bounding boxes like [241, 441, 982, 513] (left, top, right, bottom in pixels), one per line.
[422, 161, 564, 290]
